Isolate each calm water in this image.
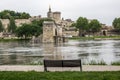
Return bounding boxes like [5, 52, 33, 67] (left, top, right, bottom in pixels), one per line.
[0, 40, 120, 65]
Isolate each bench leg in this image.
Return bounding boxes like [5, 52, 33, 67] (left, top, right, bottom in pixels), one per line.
[44, 66, 47, 72]
[80, 60, 82, 72]
[44, 60, 47, 72]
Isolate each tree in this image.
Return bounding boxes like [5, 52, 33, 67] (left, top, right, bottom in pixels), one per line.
[32, 18, 53, 34]
[113, 18, 120, 30]
[15, 18, 53, 39]
[8, 17, 17, 33]
[88, 19, 101, 34]
[0, 20, 4, 32]
[70, 23, 76, 27]
[16, 24, 32, 39]
[0, 10, 31, 19]
[20, 12, 30, 19]
[75, 17, 88, 36]
[16, 24, 42, 39]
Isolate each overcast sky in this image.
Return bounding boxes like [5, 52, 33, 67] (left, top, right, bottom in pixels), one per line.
[0, 0, 120, 26]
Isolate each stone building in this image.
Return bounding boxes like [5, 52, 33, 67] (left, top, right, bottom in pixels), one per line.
[42, 6, 79, 43]
[0, 6, 78, 41]
[42, 21, 56, 43]
[47, 6, 61, 23]
[47, 6, 78, 37]
[42, 21, 65, 43]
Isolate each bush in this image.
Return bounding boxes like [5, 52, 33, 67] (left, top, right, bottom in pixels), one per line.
[111, 61, 120, 65]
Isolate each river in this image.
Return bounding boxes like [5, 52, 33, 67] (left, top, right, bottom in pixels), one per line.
[0, 40, 120, 65]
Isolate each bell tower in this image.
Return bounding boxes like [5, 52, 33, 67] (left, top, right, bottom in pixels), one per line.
[49, 5, 51, 12]
[47, 5, 53, 19]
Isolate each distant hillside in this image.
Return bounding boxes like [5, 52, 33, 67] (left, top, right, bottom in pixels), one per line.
[0, 10, 31, 19]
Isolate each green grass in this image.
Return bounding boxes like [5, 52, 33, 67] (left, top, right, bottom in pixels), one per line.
[69, 36, 120, 40]
[69, 37, 94, 40]
[0, 71, 119, 80]
[0, 38, 30, 42]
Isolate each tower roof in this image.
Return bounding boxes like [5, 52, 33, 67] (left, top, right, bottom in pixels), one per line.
[49, 5, 51, 12]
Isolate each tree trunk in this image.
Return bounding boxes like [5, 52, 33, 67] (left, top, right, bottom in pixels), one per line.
[79, 28, 82, 36]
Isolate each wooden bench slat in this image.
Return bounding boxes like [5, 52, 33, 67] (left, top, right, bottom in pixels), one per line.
[63, 60, 81, 67]
[44, 60, 63, 67]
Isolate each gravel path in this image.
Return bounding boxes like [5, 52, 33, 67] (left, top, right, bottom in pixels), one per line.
[0, 65, 120, 72]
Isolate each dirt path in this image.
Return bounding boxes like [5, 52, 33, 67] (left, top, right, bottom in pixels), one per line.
[0, 65, 120, 72]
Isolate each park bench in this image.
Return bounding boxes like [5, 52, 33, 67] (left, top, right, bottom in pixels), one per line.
[44, 60, 82, 72]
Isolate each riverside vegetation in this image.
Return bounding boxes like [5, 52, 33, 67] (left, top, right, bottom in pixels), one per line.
[1, 35, 120, 42]
[25, 60, 120, 66]
[69, 36, 120, 40]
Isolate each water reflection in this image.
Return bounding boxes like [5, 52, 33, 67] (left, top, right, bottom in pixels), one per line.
[0, 40, 120, 65]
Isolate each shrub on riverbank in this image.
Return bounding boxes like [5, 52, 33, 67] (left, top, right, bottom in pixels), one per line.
[111, 61, 120, 65]
[88, 60, 107, 65]
[0, 38, 30, 42]
[0, 71, 119, 80]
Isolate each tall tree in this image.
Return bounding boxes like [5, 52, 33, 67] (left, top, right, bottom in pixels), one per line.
[113, 17, 120, 30]
[75, 17, 88, 36]
[8, 17, 17, 33]
[88, 19, 101, 34]
[0, 20, 4, 32]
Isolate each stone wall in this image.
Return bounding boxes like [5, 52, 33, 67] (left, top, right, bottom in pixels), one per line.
[0, 19, 9, 30]
[15, 19, 31, 27]
[42, 21, 56, 43]
[53, 12, 61, 23]
[0, 19, 31, 30]
[63, 30, 79, 37]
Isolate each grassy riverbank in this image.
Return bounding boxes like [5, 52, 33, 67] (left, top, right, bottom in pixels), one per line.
[0, 71, 119, 80]
[0, 38, 30, 42]
[69, 36, 120, 40]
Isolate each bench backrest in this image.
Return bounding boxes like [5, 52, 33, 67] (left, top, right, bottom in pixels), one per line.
[44, 60, 82, 71]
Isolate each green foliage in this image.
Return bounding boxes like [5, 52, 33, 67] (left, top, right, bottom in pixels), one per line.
[15, 18, 53, 39]
[88, 60, 106, 65]
[75, 17, 88, 36]
[76, 17, 88, 30]
[0, 20, 4, 32]
[0, 71, 119, 80]
[16, 24, 40, 39]
[0, 38, 30, 42]
[75, 17, 102, 36]
[0, 10, 30, 19]
[111, 61, 120, 65]
[70, 23, 76, 27]
[69, 37, 94, 40]
[8, 17, 17, 33]
[113, 17, 120, 30]
[88, 19, 102, 33]
[69, 36, 120, 41]
[31, 18, 53, 35]
[32, 18, 53, 26]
